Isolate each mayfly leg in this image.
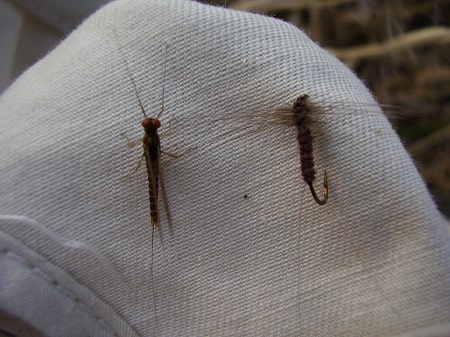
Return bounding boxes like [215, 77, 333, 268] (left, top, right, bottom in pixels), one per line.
[292, 94, 329, 206]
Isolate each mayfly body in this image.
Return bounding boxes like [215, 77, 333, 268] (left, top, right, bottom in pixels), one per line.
[120, 44, 174, 238]
[117, 40, 175, 335]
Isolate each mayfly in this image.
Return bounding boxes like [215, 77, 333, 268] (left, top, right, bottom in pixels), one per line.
[121, 44, 175, 239]
[118, 42, 179, 335]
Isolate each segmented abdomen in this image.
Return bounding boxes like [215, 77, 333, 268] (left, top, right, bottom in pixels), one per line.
[143, 132, 161, 227]
[293, 95, 316, 185]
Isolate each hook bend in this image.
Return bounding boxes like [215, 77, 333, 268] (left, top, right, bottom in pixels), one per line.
[308, 170, 328, 206]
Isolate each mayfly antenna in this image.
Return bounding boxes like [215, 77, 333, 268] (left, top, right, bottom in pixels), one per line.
[112, 29, 147, 119]
[157, 44, 169, 119]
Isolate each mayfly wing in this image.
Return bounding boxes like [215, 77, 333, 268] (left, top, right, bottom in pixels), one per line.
[158, 159, 173, 237]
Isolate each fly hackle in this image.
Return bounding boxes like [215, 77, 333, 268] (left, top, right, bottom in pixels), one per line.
[308, 170, 328, 206]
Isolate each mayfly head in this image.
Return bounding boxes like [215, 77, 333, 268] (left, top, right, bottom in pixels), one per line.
[142, 117, 161, 131]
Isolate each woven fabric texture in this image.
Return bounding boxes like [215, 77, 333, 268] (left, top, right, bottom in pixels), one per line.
[1, 0, 450, 336]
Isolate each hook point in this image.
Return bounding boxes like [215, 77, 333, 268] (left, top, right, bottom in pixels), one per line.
[309, 170, 328, 206]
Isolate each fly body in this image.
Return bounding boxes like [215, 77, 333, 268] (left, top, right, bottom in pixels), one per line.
[116, 38, 172, 336]
[121, 44, 171, 235]
[142, 117, 162, 227]
[292, 94, 328, 205]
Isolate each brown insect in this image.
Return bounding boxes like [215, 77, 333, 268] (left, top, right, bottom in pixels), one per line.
[118, 42, 179, 335]
[120, 44, 180, 240]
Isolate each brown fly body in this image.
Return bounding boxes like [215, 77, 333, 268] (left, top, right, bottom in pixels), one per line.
[142, 116, 163, 228]
[291, 94, 328, 205]
[121, 43, 171, 238]
[116, 37, 171, 335]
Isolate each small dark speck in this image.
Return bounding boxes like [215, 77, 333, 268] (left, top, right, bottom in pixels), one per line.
[243, 194, 248, 199]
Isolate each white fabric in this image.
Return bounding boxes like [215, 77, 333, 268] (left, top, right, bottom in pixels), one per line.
[1, 0, 450, 336]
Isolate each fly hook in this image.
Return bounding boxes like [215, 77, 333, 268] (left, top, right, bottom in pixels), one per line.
[308, 170, 328, 206]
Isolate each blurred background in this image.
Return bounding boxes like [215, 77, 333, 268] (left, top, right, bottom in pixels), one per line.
[1, 0, 449, 216]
